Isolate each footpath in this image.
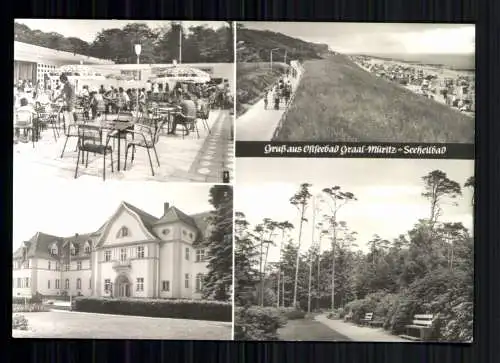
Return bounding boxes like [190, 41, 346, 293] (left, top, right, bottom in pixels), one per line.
[236, 62, 303, 141]
[315, 314, 407, 342]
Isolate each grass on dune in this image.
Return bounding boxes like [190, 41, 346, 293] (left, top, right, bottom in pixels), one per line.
[236, 62, 289, 116]
[275, 55, 474, 142]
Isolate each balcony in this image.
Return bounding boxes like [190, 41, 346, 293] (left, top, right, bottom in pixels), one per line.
[112, 259, 132, 271]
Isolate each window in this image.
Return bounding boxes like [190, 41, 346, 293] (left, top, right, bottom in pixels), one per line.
[65, 264, 70, 271]
[120, 248, 127, 261]
[77, 261, 82, 270]
[162, 228, 170, 235]
[74, 245, 80, 255]
[65, 279, 70, 289]
[17, 278, 21, 288]
[56, 262, 60, 271]
[162, 281, 170, 292]
[182, 230, 187, 236]
[104, 279, 111, 292]
[195, 274, 204, 293]
[185, 247, 190, 260]
[104, 250, 111, 262]
[137, 246, 144, 259]
[189, 232, 194, 239]
[48, 280, 51, 289]
[184, 274, 190, 289]
[48, 261, 51, 270]
[196, 249, 205, 262]
[25, 277, 30, 288]
[76, 278, 81, 290]
[84, 243, 91, 254]
[51, 246, 57, 255]
[136, 278, 144, 292]
[89, 279, 92, 289]
[55, 279, 60, 289]
[117, 226, 130, 238]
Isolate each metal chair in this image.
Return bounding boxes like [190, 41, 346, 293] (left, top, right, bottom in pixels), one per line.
[123, 120, 167, 177]
[74, 124, 114, 181]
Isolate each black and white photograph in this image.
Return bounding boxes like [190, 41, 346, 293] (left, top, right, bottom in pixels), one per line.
[12, 180, 233, 339]
[234, 158, 474, 342]
[236, 22, 475, 143]
[14, 20, 234, 183]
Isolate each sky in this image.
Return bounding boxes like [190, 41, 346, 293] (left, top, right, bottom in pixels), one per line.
[12, 179, 215, 250]
[15, 19, 228, 43]
[239, 22, 475, 55]
[235, 158, 474, 262]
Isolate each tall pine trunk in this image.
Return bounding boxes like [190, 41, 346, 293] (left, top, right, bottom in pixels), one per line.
[276, 230, 285, 308]
[292, 205, 306, 308]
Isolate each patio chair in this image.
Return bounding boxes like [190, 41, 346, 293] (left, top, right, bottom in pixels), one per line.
[196, 99, 211, 135]
[74, 124, 114, 181]
[123, 120, 167, 177]
[34, 103, 59, 141]
[14, 109, 36, 148]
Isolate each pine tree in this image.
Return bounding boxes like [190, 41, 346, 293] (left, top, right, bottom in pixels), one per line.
[203, 185, 233, 301]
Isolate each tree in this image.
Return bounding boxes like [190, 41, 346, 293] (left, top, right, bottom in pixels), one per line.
[234, 212, 259, 306]
[289, 183, 312, 308]
[421, 170, 462, 231]
[202, 185, 232, 301]
[464, 176, 474, 206]
[259, 218, 278, 306]
[276, 221, 294, 307]
[321, 186, 357, 310]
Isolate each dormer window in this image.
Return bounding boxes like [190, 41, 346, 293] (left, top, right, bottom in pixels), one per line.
[84, 241, 91, 254]
[71, 244, 79, 256]
[162, 229, 170, 236]
[50, 244, 58, 256]
[116, 226, 130, 238]
[189, 232, 194, 239]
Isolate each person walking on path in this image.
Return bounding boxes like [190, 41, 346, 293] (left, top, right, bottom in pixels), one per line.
[264, 90, 269, 109]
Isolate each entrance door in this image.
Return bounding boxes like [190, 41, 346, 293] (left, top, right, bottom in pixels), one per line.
[119, 283, 127, 297]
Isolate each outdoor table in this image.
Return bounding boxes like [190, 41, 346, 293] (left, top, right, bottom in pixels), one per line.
[81, 117, 135, 172]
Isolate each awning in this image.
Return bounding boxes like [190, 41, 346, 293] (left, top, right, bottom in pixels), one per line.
[150, 66, 211, 83]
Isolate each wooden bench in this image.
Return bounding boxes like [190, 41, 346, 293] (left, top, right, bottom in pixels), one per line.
[360, 312, 373, 326]
[368, 319, 384, 328]
[400, 314, 436, 341]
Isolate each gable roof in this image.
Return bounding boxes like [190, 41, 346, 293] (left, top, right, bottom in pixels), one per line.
[154, 206, 198, 228]
[14, 202, 215, 258]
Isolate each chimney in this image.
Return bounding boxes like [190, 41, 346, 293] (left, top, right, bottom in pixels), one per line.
[164, 202, 170, 215]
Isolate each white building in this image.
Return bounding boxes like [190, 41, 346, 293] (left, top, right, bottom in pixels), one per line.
[14, 41, 114, 84]
[13, 201, 217, 300]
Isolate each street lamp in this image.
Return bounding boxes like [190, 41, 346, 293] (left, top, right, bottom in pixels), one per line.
[270, 48, 280, 70]
[134, 43, 142, 115]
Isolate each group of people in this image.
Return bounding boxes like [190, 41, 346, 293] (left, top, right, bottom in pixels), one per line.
[14, 73, 75, 143]
[13, 73, 222, 143]
[263, 77, 293, 110]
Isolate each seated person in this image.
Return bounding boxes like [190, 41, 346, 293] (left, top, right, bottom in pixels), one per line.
[15, 98, 37, 142]
[168, 94, 197, 136]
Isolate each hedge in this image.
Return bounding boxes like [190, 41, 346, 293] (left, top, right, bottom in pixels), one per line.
[73, 297, 231, 322]
[234, 306, 287, 340]
[277, 307, 306, 320]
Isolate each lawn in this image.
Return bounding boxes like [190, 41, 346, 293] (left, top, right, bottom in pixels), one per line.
[275, 54, 474, 142]
[236, 62, 289, 116]
[278, 317, 351, 341]
[12, 311, 232, 340]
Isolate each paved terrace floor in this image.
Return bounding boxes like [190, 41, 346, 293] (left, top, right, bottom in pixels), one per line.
[13, 110, 233, 183]
[236, 73, 301, 141]
[315, 314, 407, 342]
[12, 311, 232, 340]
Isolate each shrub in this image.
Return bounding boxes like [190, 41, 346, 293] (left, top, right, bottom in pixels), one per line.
[277, 307, 306, 320]
[73, 297, 231, 322]
[234, 306, 287, 340]
[12, 314, 29, 330]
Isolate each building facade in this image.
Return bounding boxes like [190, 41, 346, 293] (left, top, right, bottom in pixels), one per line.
[14, 41, 114, 83]
[13, 202, 216, 300]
